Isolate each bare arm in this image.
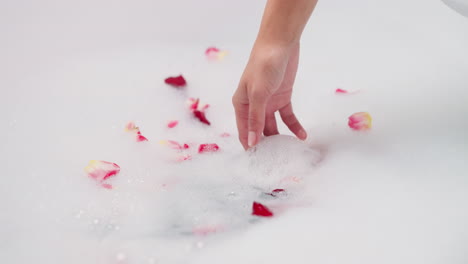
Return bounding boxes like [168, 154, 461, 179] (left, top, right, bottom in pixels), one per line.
[257, 0, 318, 46]
[233, 0, 318, 149]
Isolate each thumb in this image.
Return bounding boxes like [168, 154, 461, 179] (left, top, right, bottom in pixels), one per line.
[247, 90, 268, 148]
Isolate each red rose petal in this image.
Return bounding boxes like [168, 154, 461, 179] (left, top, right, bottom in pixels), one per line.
[165, 75, 187, 87]
[188, 98, 199, 111]
[266, 189, 286, 197]
[194, 110, 210, 125]
[252, 202, 274, 217]
[187, 98, 211, 125]
[198, 143, 219, 153]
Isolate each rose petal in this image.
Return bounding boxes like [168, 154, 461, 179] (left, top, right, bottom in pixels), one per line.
[125, 122, 137, 131]
[279, 176, 301, 184]
[159, 140, 190, 150]
[167, 120, 179, 128]
[220, 132, 231, 137]
[335, 88, 360, 95]
[125, 122, 148, 142]
[188, 98, 199, 111]
[266, 189, 286, 197]
[335, 88, 348, 94]
[193, 225, 223, 236]
[136, 133, 148, 142]
[187, 98, 209, 112]
[193, 110, 211, 125]
[205, 47, 220, 55]
[176, 154, 192, 162]
[252, 202, 274, 217]
[186, 98, 212, 125]
[348, 112, 372, 131]
[165, 75, 187, 87]
[101, 183, 113, 189]
[205, 47, 227, 61]
[85, 160, 120, 186]
[198, 143, 219, 153]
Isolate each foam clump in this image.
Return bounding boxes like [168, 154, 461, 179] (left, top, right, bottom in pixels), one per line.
[245, 135, 322, 189]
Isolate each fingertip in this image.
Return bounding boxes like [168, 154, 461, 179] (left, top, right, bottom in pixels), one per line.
[248, 131, 257, 147]
[297, 129, 308, 140]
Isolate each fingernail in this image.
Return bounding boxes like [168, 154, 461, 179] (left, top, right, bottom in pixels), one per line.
[298, 129, 307, 140]
[248, 131, 256, 147]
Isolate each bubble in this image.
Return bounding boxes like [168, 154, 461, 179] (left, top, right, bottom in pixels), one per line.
[246, 135, 322, 188]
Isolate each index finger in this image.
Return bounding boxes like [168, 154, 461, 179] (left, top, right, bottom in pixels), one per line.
[232, 91, 250, 150]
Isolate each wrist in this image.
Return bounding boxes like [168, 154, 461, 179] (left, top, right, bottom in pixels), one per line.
[254, 35, 300, 51]
[251, 38, 299, 61]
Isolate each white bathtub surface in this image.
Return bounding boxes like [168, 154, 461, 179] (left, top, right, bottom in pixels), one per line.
[1, 0, 468, 263]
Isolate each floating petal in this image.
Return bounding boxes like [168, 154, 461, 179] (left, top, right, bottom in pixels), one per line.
[335, 88, 348, 94]
[205, 47, 228, 61]
[266, 189, 286, 197]
[198, 143, 219, 153]
[125, 122, 148, 142]
[252, 202, 274, 217]
[187, 98, 211, 125]
[85, 160, 120, 189]
[165, 75, 187, 87]
[167, 120, 179, 128]
[348, 112, 372, 131]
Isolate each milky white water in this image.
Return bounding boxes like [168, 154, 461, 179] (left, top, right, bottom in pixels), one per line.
[1, 0, 468, 263]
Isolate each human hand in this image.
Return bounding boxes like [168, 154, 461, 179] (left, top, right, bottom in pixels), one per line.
[232, 42, 307, 150]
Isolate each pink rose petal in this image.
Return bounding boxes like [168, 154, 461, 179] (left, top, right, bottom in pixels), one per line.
[125, 122, 137, 131]
[198, 143, 219, 153]
[193, 225, 223, 236]
[348, 112, 372, 131]
[220, 132, 231, 137]
[252, 202, 274, 217]
[335, 88, 348, 94]
[160, 140, 190, 150]
[205, 47, 227, 61]
[85, 160, 120, 188]
[125, 122, 148, 142]
[167, 120, 179, 128]
[101, 183, 113, 189]
[136, 134, 148, 142]
[176, 154, 192, 162]
[335, 88, 360, 95]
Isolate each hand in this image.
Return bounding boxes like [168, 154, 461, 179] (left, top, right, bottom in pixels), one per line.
[232, 42, 307, 150]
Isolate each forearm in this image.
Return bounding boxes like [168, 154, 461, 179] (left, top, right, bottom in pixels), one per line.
[256, 0, 318, 47]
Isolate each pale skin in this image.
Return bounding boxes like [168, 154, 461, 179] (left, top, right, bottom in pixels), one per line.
[232, 0, 318, 150]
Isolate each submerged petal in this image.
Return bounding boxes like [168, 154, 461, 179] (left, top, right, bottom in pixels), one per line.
[85, 160, 120, 185]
